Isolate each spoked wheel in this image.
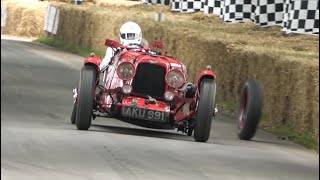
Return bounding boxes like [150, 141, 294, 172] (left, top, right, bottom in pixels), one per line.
[76, 65, 97, 130]
[194, 79, 216, 142]
[237, 79, 263, 140]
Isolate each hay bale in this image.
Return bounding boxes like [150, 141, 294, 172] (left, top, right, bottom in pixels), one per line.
[2, 2, 46, 37]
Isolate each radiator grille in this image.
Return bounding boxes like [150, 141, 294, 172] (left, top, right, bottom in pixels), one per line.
[132, 63, 166, 98]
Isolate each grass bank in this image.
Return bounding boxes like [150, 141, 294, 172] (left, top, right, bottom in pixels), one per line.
[34, 37, 104, 57]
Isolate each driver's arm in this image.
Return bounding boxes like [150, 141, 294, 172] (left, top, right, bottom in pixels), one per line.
[100, 47, 114, 72]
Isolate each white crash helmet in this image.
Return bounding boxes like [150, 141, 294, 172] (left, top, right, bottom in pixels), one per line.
[119, 21, 142, 47]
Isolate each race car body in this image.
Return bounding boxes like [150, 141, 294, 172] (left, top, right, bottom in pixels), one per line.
[71, 38, 263, 142]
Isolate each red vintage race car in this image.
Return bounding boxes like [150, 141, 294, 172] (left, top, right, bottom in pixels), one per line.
[71, 39, 263, 142]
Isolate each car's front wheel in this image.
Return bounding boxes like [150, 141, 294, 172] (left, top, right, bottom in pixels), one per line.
[71, 101, 77, 124]
[194, 79, 216, 142]
[76, 65, 97, 130]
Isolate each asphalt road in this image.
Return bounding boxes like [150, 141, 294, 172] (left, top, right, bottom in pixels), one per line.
[1, 38, 319, 180]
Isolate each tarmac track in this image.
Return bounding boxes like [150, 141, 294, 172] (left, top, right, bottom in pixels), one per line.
[1, 37, 319, 180]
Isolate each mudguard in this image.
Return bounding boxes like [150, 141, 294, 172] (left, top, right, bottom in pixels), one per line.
[196, 70, 216, 91]
[84, 55, 102, 84]
[84, 55, 102, 73]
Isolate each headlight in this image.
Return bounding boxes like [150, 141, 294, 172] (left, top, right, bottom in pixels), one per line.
[117, 62, 135, 80]
[122, 84, 132, 94]
[164, 91, 174, 101]
[165, 69, 185, 88]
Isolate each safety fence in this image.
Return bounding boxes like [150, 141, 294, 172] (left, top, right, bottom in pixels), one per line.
[1, 6, 7, 27]
[143, 0, 319, 36]
[44, 6, 60, 34]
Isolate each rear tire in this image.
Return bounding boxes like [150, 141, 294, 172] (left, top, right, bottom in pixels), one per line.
[194, 79, 216, 142]
[76, 65, 96, 130]
[237, 79, 263, 140]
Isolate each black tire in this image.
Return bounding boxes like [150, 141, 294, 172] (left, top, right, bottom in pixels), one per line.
[71, 101, 77, 124]
[237, 79, 263, 140]
[76, 65, 97, 130]
[194, 79, 216, 142]
[187, 127, 193, 136]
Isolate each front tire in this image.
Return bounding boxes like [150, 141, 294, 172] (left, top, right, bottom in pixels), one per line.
[237, 79, 263, 140]
[71, 101, 77, 124]
[76, 65, 97, 130]
[194, 79, 216, 142]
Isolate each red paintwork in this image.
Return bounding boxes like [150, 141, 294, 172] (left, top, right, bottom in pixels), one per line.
[152, 41, 163, 49]
[196, 69, 216, 96]
[122, 96, 170, 112]
[84, 55, 102, 69]
[105, 39, 120, 48]
[120, 51, 184, 69]
[197, 70, 216, 83]
[81, 39, 217, 128]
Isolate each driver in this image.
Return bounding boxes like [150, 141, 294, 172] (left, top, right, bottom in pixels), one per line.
[100, 21, 143, 72]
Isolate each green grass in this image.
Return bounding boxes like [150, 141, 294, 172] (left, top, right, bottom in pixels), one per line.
[215, 97, 237, 115]
[216, 97, 318, 150]
[259, 113, 318, 150]
[33, 37, 105, 58]
[270, 125, 318, 150]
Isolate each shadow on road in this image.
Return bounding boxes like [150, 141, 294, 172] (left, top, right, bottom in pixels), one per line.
[91, 124, 195, 142]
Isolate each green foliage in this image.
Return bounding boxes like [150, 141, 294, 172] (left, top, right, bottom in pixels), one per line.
[272, 125, 318, 150]
[34, 37, 105, 58]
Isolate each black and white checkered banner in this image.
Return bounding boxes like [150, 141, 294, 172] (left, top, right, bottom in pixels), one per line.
[145, 0, 319, 35]
[143, 0, 172, 5]
[171, 0, 181, 11]
[170, 0, 205, 13]
[282, 0, 319, 35]
[255, 0, 284, 27]
[181, 0, 205, 13]
[221, 0, 257, 23]
[204, 0, 223, 15]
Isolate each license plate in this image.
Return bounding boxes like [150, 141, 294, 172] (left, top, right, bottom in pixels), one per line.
[122, 106, 168, 122]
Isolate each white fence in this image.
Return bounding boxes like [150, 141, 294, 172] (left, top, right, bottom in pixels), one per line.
[1, 6, 7, 27]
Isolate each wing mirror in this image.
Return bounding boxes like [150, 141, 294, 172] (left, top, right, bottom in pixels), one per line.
[105, 39, 119, 48]
[152, 41, 163, 49]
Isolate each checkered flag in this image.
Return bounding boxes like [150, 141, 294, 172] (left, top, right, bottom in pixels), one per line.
[180, 0, 205, 13]
[144, 0, 171, 5]
[221, 0, 257, 23]
[286, 0, 319, 35]
[282, 0, 292, 32]
[255, 0, 284, 27]
[171, 0, 182, 11]
[204, 0, 222, 15]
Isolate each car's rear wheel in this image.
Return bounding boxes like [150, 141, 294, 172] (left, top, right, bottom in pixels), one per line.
[194, 79, 216, 142]
[237, 79, 263, 140]
[71, 101, 77, 124]
[76, 65, 97, 130]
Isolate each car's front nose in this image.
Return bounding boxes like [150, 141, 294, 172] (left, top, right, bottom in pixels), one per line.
[121, 96, 170, 122]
